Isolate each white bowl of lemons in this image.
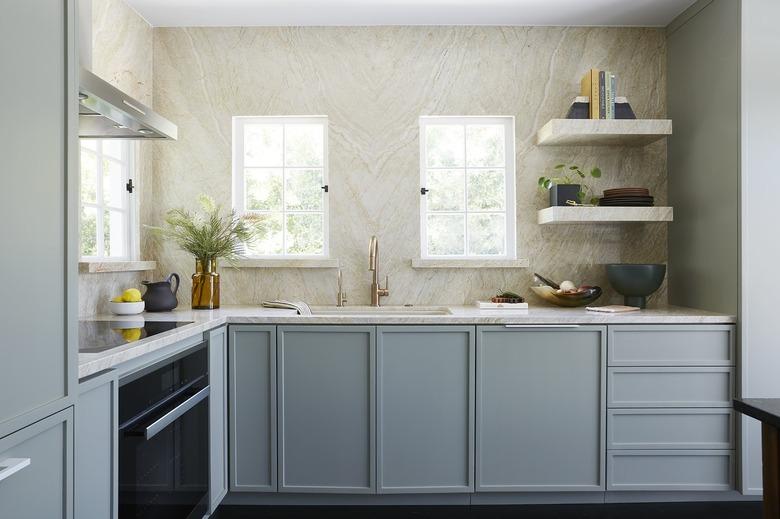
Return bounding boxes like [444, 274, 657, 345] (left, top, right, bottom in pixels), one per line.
[109, 288, 145, 315]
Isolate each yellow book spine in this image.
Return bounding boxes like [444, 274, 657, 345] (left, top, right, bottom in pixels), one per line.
[590, 68, 600, 119]
[579, 68, 600, 119]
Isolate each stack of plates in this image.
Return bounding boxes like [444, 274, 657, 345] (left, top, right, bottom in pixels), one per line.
[599, 187, 654, 207]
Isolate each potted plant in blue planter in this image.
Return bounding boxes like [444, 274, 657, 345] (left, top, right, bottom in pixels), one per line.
[538, 163, 602, 206]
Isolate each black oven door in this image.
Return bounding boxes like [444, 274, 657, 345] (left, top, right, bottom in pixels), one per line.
[118, 345, 210, 519]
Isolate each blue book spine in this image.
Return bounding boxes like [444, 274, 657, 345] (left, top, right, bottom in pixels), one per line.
[599, 71, 606, 119]
[610, 74, 617, 119]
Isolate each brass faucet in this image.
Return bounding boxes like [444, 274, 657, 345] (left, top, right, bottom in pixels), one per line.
[336, 269, 347, 307]
[368, 235, 389, 307]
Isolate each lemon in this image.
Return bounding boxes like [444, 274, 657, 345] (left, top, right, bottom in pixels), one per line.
[111, 296, 124, 303]
[120, 328, 142, 342]
[121, 288, 142, 302]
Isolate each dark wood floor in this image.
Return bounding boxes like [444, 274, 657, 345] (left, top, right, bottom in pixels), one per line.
[213, 502, 762, 519]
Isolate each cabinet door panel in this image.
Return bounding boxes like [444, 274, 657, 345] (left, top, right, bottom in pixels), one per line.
[209, 327, 228, 510]
[229, 325, 277, 492]
[76, 373, 118, 519]
[278, 326, 375, 493]
[477, 326, 606, 492]
[0, 0, 76, 431]
[377, 326, 474, 493]
[0, 408, 73, 519]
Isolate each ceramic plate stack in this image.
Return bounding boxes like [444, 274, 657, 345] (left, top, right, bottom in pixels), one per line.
[599, 187, 654, 207]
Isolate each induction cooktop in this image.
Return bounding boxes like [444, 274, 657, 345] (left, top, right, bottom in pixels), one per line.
[79, 320, 194, 353]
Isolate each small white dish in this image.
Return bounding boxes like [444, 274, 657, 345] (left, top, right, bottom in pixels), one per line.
[109, 300, 145, 315]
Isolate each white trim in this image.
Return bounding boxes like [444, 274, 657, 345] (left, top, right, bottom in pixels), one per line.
[419, 116, 516, 260]
[78, 260, 157, 273]
[232, 116, 329, 258]
[233, 258, 340, 269]
[411, 258, 529, 269]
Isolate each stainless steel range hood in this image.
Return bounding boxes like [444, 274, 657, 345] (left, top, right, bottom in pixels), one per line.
[78, 68, 178, 140]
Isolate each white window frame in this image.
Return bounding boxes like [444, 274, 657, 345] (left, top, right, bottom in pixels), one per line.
[419, 116, 516, 260]
[232, 116, 329, 258]
[79, 140, 137, 261]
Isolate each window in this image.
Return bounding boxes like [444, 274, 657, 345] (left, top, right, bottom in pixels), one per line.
[233, 116, 328, 257]
[420, 116, 516, 259]
[80, 140, 135, 260]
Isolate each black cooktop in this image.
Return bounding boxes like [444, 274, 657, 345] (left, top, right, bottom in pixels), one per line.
[79, 320, 194, 353]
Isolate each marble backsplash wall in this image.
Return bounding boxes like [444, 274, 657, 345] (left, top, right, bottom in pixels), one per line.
[150, 26, 668, 307]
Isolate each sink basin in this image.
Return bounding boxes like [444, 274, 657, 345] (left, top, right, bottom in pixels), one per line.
[310, 306, 452, 316]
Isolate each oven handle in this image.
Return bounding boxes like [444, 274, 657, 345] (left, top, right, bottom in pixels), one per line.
[138, 386, 210, 440]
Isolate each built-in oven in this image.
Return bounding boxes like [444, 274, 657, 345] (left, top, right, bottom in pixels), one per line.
[118, 344, 210, 519]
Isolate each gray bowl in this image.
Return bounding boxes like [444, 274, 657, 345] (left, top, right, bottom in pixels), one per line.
[605, 264, 666, 309]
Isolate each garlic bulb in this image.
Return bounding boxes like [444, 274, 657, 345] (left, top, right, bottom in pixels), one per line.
[559, 280, 577, 293]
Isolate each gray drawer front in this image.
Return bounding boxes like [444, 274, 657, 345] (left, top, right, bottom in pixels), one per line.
[607, 450, 734, 491]
[0, 408, 73, 519]
[608, 367, 734, 408]
[608, 325, 735, 367]
[607, 409, 734, 449]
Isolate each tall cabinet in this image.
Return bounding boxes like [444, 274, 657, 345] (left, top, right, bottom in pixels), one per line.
[0, 0, 77, 516]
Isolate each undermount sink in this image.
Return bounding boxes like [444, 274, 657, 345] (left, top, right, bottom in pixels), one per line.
[310, 306, 452, 316]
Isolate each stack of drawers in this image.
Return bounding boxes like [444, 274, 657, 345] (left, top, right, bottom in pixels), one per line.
[605, 325, 736, 491]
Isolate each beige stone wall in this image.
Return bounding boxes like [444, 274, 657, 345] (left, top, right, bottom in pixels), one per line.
[150, 26, 668, 307]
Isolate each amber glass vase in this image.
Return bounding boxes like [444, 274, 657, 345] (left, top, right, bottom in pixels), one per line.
[192, 258, 220, 309]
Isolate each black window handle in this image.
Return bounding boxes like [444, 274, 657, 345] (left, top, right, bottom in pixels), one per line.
[421, 187, 429, 195]
[321, 185, 329, 193]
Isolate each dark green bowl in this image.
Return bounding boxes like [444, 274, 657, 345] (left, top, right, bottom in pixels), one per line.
[605, 264, 666, 308]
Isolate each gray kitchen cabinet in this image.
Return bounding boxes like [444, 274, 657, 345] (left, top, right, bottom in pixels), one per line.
[605, 324, 737, 491]
[377, 326, 474, 493]
[278, 326, 375, 493]
[75, 371, 118, 519]
[209, 326, 228, 511]
[0, 408, 73, 518]
[476, 325, 606, 492]
[0, 0, 78, 435]
[229, 325, 277, 492]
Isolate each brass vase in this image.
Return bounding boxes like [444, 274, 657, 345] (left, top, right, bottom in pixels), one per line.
[192, 258, 220, 309]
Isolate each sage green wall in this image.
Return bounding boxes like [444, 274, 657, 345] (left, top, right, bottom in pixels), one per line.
[667, 0, 740, 315]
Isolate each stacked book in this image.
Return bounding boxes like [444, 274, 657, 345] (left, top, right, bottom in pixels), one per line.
[566, 68, 636, 120]
[581, 68, 616, 119]
[598, 188, 654, 207]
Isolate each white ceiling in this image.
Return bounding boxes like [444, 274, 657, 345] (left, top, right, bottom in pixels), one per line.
[124, 0, 698, 28]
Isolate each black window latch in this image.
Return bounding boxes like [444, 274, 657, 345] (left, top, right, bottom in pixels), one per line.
[321, 185, 329, 193]
[126, 179, 135, 194]
[420, 187, 429, 195]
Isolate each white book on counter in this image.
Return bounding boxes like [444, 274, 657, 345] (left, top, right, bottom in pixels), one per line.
[476, 301, 529, 310]
[261, 300, 312, 315]
[586, 305, 639, 313]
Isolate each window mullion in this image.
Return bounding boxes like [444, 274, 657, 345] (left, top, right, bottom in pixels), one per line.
[281, 125, 287, 255]
[463, 124, 469, 257]
[95, 142, 105, 258]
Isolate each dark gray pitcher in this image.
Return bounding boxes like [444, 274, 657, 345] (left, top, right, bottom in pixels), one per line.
[142, 273, 180, 312]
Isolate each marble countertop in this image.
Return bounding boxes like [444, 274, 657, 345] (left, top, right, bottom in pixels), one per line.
[78, 304, 735, 379]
